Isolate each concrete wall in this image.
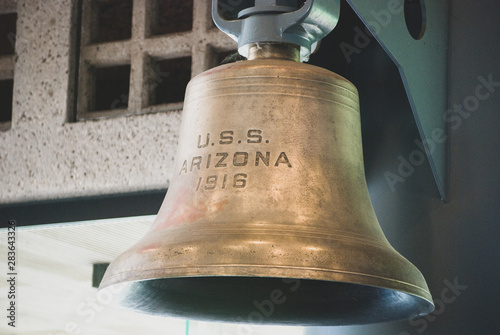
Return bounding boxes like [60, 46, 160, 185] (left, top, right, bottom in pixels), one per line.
[0, 0, 233, 204]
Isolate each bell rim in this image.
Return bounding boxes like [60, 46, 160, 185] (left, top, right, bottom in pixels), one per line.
[100, 271, 434, 325]
[100, 264, 433, 304]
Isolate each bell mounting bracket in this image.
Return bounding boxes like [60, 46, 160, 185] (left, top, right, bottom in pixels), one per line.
[212, 0, 341, 62]
[345, 0, 449, 200]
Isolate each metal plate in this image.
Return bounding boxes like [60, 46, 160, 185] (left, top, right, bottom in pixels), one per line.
[346, 0, 449, 200]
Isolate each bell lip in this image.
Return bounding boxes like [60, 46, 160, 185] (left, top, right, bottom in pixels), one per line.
[99, 271, 434, 325]
[99, 264, 434, 306]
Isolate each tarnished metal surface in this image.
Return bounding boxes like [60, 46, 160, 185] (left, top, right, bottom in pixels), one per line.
[100, 59, 433, 325]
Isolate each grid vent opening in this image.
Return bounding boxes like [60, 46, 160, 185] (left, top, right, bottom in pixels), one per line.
[0, 9, 17, 131]
[0, 13, 17, 56]
[146, 56, 191, 106]
[93, 65, 131, 112]
[151, 0, 193, 36]
[93, 0, 133, 43]
[0, 79, 14, 124]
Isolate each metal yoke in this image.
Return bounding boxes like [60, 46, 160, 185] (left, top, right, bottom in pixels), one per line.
[212, 0, 341, 62]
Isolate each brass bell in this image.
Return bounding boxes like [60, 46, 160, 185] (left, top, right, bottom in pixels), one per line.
[100, 42, 434, 325]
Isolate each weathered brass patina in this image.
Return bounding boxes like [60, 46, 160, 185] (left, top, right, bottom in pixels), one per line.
[100, 58, 434, 325]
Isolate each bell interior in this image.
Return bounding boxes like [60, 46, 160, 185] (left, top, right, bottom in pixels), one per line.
[116, 276, 433, 326]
